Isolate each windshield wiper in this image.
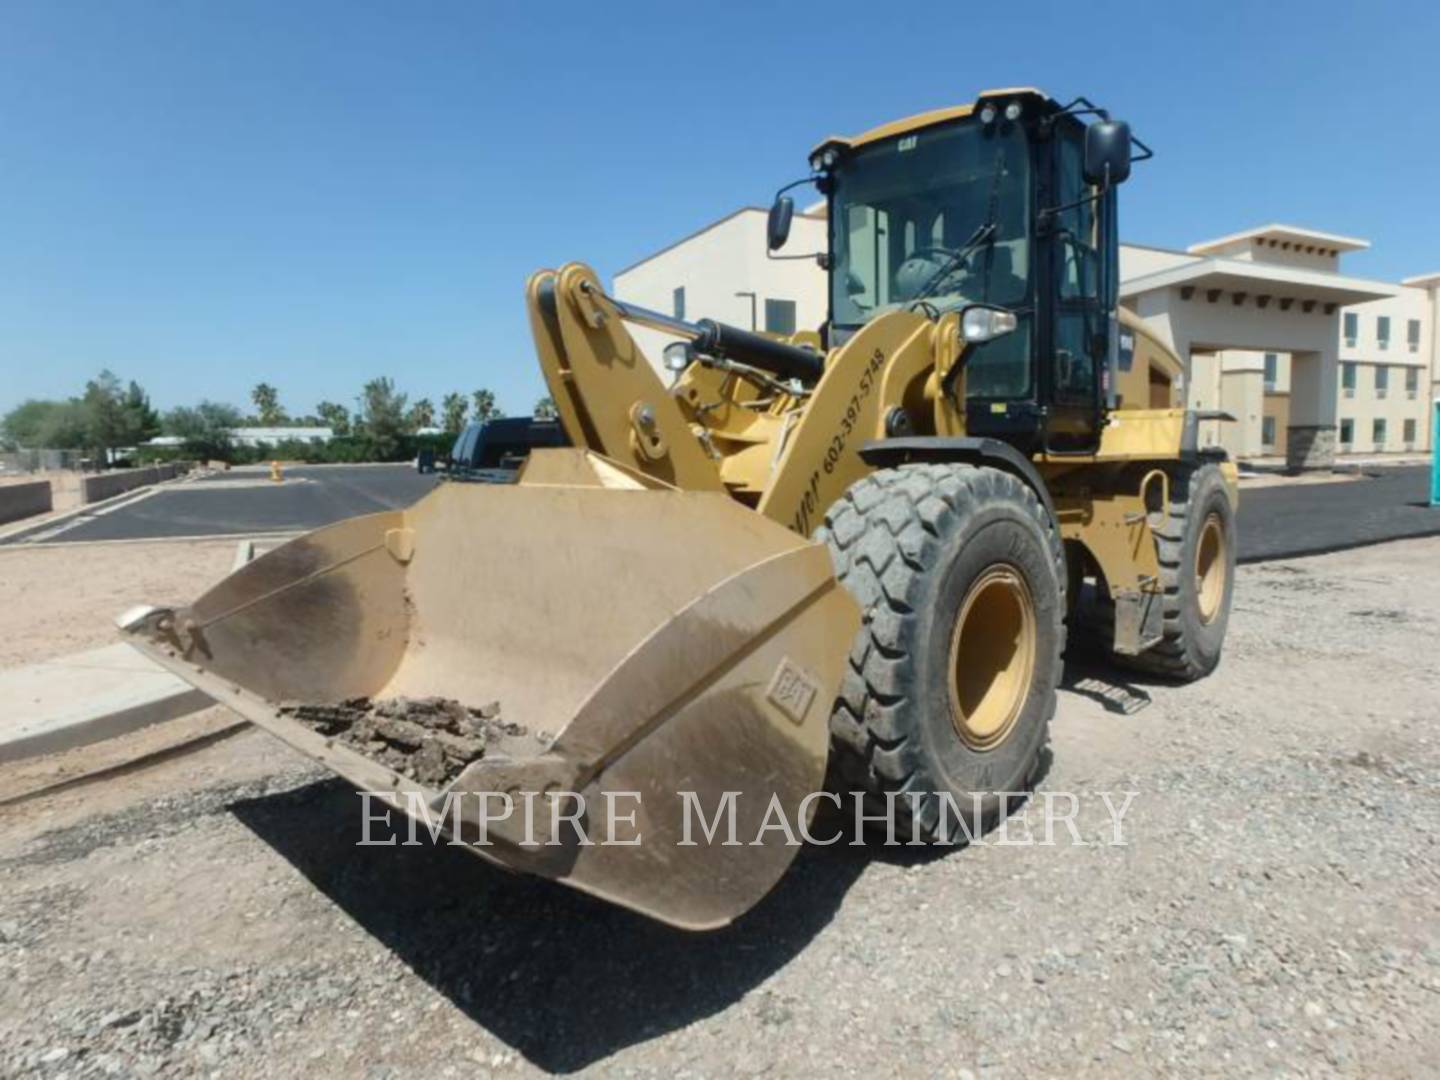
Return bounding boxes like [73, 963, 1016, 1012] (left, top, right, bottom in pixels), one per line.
[912, 146, 1009, 306]
[910, 221, 998, 304]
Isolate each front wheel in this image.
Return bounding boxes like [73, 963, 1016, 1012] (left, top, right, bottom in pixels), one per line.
[817, 464, 1065, 842]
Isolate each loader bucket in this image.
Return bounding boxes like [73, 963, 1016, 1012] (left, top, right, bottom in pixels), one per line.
[120, 451, 858, 929]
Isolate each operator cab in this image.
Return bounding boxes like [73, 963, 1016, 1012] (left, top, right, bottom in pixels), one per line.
[768, 89, 1145, 455]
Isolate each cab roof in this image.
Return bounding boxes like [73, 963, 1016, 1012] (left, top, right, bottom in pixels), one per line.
[813, 88, 1054, 156]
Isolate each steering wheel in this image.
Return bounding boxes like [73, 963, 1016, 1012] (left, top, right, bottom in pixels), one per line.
[894, 245, 978, 302]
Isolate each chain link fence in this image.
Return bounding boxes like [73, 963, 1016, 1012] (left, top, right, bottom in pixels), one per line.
[0, 449, 91, 473]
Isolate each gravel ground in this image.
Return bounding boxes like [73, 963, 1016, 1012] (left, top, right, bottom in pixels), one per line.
[2, 537, 1438, 1077]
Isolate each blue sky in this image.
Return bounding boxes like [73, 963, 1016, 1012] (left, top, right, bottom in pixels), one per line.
[2, 0, 1437, 419]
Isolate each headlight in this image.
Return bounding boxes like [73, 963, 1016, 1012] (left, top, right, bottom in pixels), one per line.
[979, 104, 997, 125]
[821, 148, 838, 168]
[961, 305, 1018, 343]
[663, 341, 693, 372]
[1004, 101, 1022, 122]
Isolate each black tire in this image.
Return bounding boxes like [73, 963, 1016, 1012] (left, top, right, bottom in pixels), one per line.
[1111, 461, 1236, 680]
[816, 463, 1065, 842]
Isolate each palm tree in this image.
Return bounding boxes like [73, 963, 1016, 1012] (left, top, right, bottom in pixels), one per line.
[251, 383, 285, 425]
[471, 388, 500, 423]
[407, 398, 436, 431]
[442, 392, 469, 433]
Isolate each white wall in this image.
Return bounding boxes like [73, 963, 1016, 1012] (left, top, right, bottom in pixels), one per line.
[1119, 244, 1200, 282]
[1196, 237, 1343, 273]
[613, 209, 827, 374]
[1335, 359, 1430, 453]
[1336, 284, 1433, 453]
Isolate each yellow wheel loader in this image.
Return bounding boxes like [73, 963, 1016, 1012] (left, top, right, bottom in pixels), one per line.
[120, 88, 1237, 930]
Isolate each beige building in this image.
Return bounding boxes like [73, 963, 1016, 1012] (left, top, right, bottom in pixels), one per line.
[615, 217, 1439, 466]
[614, 207, 828, 374]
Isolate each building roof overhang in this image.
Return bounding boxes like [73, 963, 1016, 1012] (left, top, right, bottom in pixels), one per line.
[1121, 256, 1398, 308]
[1187, 223, 1369, 256]
[1401, 271, 1440, 289]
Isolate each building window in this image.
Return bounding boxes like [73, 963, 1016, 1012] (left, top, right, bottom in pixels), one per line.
[764, 298, 797, 336]
[1339, 418, 1353, 446]
[1342, 362, 1356, 398]
[672, 287, 685, 320]
[1375, 365, 1388, 399]
[1262, 416, 1276, 447]
[1408, 319, 1421, 352]
[1373, 418, 1386, 446]
[1343, 312, 1358, 348]
[1377, 315, 1390, 350]
[1404, 418, 1417, 447]
[1407, 366, 1420, 399]
[1263, 353, 1278, 391]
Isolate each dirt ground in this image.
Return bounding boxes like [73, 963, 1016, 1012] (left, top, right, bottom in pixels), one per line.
[0, 539, 237, 668]
[1, 537, 1438, 1077]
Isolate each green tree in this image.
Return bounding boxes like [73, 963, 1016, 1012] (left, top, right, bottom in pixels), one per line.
[81, 371, 128, 459]
[442, 392, 468, 433]
[2, 400, 52, 446]
[406, 398, 436, 432]
[357, 377, 408, 459]
[471, 388, 500, 423]
[79, 371, 157, 461]
[164, 401, 243, 461]
[315, 400, 351, 437]
[122, 381, 161, 445]
[3, 375, 156, 458]
[2, 400, 82, 449]
[534, 396, 558, 420]
[251, 382, 286, 425]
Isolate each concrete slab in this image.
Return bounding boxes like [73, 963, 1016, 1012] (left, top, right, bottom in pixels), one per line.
[0, 643, 210, 763]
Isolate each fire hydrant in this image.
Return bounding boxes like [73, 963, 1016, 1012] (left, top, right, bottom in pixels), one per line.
[270, 460, 284, 483]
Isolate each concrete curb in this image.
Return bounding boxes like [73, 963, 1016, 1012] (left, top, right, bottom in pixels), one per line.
[0, 537, 262, 766]
[0, 643, 211, 764]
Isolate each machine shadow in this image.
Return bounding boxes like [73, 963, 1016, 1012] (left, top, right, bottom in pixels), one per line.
[229, 777, 872, 1073]
[1060, 654, 1156, 715]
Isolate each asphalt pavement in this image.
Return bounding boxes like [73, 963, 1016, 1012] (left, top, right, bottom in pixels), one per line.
[14, 465, 440, 544]
[1238, 464, 1438, 562]
[9, 461, 1439, 560]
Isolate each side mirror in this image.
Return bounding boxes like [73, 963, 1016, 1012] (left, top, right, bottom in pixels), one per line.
[767, 195, 794, 251]
[1084, 120, 1132, 186]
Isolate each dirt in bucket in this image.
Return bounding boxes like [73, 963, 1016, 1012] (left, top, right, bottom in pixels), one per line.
[279, 696, 531, 787]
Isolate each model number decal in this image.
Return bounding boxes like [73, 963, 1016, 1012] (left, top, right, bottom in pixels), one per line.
[791, 348, 887, 536]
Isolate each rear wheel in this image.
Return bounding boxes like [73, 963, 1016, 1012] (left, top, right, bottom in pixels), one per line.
[817, 464, 1064, 842]
[1110, 461, 1236, 680]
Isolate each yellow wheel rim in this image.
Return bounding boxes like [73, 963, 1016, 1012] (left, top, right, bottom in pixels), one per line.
[1195, 513, 1227, 624]
[947, 566, 1037, 752]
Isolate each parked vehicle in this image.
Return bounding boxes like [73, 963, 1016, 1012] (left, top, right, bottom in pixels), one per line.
[443, 416, 568, 481]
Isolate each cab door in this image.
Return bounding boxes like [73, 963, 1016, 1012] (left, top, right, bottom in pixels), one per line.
[1041, 128, 1106, 453]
